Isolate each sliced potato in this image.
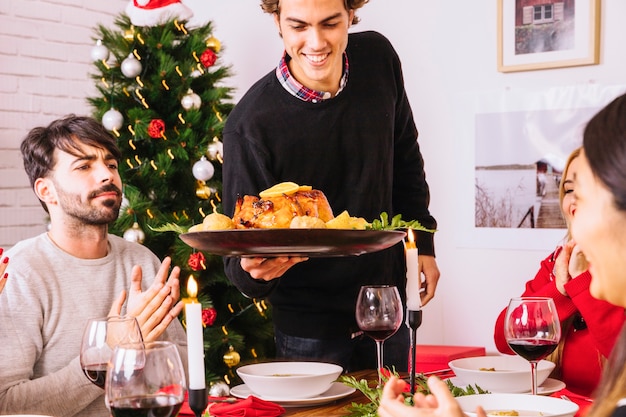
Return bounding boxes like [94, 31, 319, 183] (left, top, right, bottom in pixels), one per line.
[290, 215, 327, 229]
[325, 210, 369, 230]
[195, 212, 235, 230]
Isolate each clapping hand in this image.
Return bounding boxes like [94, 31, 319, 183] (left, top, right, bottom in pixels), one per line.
[109, 256, 183, 341]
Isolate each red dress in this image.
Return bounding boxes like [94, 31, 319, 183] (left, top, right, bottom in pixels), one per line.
[494, 250, 626, 397]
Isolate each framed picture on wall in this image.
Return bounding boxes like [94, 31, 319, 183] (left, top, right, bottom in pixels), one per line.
[497, 0, 601, 73]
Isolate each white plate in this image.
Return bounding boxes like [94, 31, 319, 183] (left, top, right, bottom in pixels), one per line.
[449, 377, 565, 395]
[230, 381, 356, 407]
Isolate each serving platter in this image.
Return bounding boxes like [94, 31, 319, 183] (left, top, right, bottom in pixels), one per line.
[179, 229, 406, 257]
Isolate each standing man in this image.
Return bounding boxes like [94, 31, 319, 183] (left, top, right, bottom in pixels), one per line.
[0, 115, 187, 417]
[222, 0, 439, 372]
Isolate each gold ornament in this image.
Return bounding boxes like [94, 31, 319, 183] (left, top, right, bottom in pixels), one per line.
[205, 36, 221, 52]
[223, 346, 240, 368]
[124, 26, 135, 42]
[196, 180, 212, 199]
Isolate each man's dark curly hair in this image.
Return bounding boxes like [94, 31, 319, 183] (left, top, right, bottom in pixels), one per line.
[260, 0, 369, 25]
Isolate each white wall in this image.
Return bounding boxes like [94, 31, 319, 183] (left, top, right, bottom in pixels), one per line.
[2, 0, 625, 353]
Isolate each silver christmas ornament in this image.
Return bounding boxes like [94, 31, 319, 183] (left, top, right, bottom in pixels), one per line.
[208, 381, 230, 397]
[121, 54, 142, 78]
[207, 139, 223, 161]
[181, 89, 202, 110]
[101, 108, 124, 131]
[91, 40, 110, 61]
[123, 222, 145, 244]
[192, 156, 214, 181]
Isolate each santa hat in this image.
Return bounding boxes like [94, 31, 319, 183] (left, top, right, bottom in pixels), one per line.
[126, 0, 194, 27]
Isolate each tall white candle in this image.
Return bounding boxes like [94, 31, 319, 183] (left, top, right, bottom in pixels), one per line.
[405, 229, 422, 311]
[185, 276, 206, 390]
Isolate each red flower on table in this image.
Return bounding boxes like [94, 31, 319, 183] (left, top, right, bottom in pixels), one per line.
[202, 307, 217, 326]
[147, 119, 165, 138]
[188, 252, 206, 271]
[200, 49, 217, 68]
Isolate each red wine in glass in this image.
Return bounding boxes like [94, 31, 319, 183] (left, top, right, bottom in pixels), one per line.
[82, 363, 108, 389]
[105, 341, 186, 417]
[355, 285, 403, 386]
[504, 297, 561, 395]
[362, 327, 398, 341]
[80, 315, 143, 388]
[110, 394, 182, 417]
[507, 339, 558, 362]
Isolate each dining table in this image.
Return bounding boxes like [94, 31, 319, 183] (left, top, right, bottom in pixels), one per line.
[181, 366, 593, 417]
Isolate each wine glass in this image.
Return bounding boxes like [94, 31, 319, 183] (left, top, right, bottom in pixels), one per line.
[504, 297, 561, 395]
[355, 285, 403, 386]
[80, 315, 143, 388]
[105, 341, 186, 417]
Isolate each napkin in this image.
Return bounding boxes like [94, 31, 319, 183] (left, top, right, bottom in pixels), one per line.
[208, 396, 285, 417]
[178, 394, 285, 417]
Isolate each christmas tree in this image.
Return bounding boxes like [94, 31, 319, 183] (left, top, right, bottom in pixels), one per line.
[87, 2, 274, 387]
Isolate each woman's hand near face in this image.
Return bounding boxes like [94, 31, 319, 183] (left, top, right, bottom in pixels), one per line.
[567, 241, 589, 277]
[554, 240, 589, 296]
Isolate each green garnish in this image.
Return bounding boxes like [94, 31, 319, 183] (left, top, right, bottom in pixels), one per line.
[367, 212, 436, 233]
[339, 370, 488, 417]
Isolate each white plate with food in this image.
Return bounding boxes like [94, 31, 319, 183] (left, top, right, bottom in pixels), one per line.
[230, 381, 355, 407]
[449, 377, 565, 396]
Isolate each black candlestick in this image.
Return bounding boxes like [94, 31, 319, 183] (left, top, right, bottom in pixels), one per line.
[189, 388, 208, 417]
[406, 308, 423, 395]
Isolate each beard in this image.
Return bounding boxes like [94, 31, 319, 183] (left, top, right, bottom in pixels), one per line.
[55, 182, 122, 225]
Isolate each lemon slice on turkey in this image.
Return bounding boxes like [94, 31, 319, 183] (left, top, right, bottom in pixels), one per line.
[259, 182, 300, 198]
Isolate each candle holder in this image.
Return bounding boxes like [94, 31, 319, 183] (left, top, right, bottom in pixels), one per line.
[406, 308, 423, 395]
[188, 387, 208, 417]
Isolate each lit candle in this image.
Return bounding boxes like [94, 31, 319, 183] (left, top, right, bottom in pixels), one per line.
[185, 275, 206, 390]
[405, 229, 422, 311]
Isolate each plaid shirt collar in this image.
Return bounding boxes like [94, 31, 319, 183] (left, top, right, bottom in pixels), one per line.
[275, 51, 349, 103]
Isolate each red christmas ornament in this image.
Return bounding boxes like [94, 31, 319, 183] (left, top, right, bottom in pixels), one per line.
[200, 49, 217, 68]
[147, 118, 165, 138]
[188, 252, 206, 271]
[202, 307, 217, 326]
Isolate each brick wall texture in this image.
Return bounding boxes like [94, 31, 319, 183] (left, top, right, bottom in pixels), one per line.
[0, 0, 127, 249]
